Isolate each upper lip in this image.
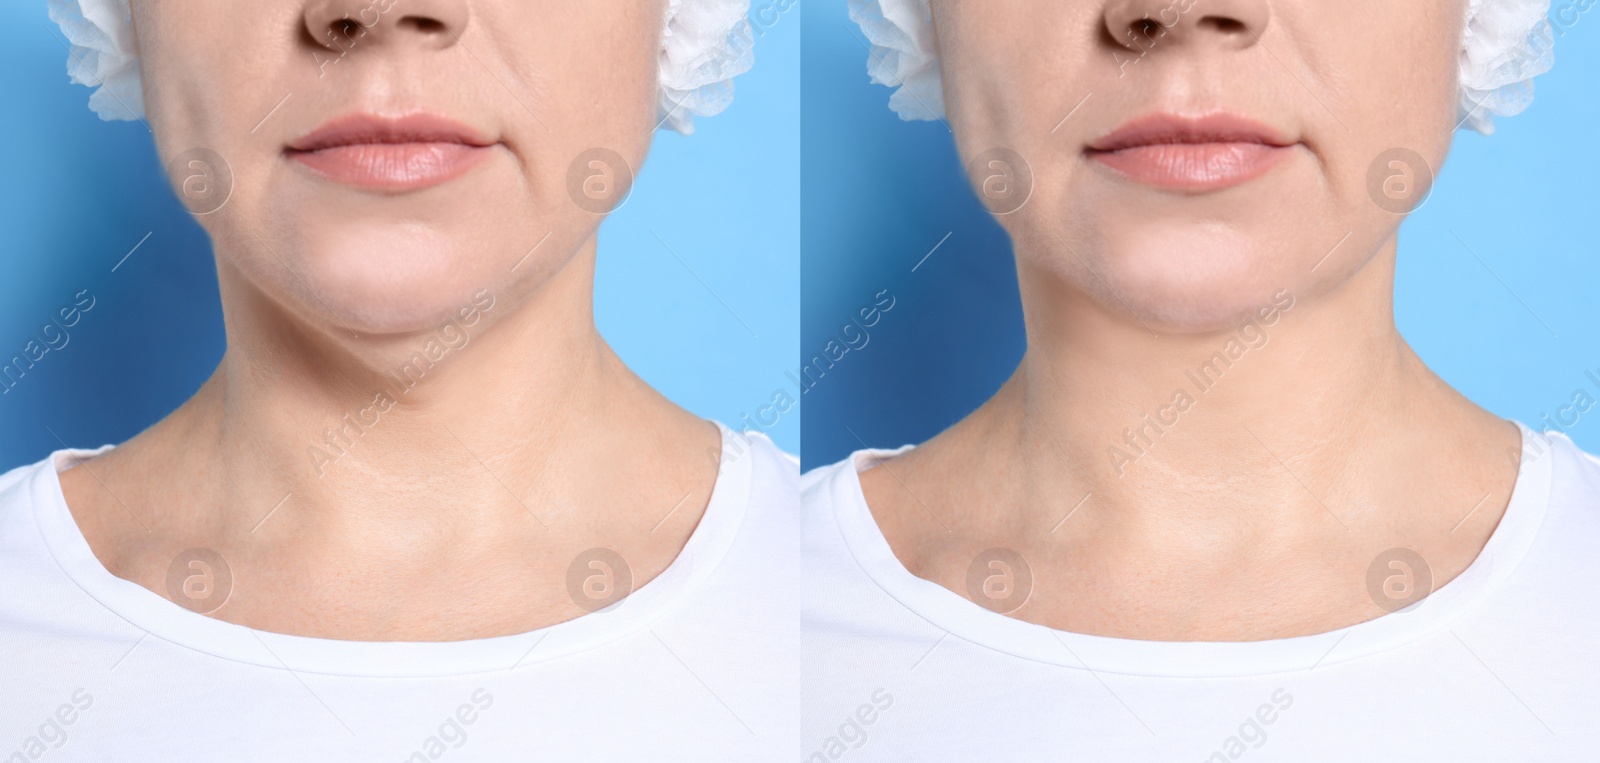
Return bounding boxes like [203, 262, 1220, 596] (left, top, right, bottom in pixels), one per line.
[1087, 113, 1294, 152]
[287, 113, 495, 152]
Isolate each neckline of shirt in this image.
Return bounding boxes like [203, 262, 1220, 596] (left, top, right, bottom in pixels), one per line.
[824, 420, 1556, 678]
[27, 420, 757, 678]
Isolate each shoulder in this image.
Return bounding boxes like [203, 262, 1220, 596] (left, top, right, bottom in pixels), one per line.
[801, 443, 922, 523]
[0, 453, 52, 524]
[723, 425, 797, 493]
[803, 448, 893, 524]
[801, 453, 855, 504]
[801, 447, 903, 564]
[1540, 428, 1600, 505]
[1508, 427, 1600, 574]
[714, 426, 798, 543]
[0, 452, 73, 592]
[0, 446, 116, 559]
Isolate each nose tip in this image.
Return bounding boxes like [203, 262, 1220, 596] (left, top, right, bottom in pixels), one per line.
[1103, 0, 1269, 51]
[303, 0, 470, 52]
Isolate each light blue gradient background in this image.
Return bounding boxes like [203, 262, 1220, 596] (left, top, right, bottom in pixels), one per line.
[0, 1, 799, 468]
[801, 1, 1600, 469]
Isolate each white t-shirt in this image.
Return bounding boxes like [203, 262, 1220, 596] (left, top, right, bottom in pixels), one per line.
[802, 421, 1600, 761]
[0, 422, 797, 762]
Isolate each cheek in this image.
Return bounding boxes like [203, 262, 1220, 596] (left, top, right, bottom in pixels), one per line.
[546, 43, 660, 173]
[1312, 1, 1459, 280]
[936, 4, 1083, 144]
[136, 2, 291, 147]
[512, 12, 660, 275]
[1314, 0, 1461, 199]
[136, 3, 308, 233]
[494, 6, 662, 215]
[521, 12, 663, 133]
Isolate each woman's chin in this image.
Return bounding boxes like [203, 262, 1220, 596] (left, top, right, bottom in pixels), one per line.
[324, 296, 490, 338]
[1039, 228, 1310, 335]
[1127, 272, 1303, 335]
[1132, 293, 1287, 335]
[251, 238, 510, 337]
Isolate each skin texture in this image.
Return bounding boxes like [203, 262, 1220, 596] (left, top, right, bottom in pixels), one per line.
[57, 0, 724, 641]
[858, 0, 1524, 640]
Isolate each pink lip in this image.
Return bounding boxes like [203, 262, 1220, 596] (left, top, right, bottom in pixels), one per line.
[1085, 113, 1296, 192]
[286, 113, 496, 192]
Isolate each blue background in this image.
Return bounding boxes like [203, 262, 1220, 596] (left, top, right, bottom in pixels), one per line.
[0, 1, 800, 469]
[801, 1, 1600, 469]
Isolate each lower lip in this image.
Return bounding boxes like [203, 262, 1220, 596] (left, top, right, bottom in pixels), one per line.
[287, 142, 492, 191]
[1087, 142, 1292, 192]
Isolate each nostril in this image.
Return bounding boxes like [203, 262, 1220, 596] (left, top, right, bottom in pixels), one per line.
[399, 17, 450, 34]
[325, 17, 362, 46]
[303, 0, 468, 53]
[1127, 16, 1163, 44]
[1103, 0, 1269, 52]
[1200, 17, 1249, 34]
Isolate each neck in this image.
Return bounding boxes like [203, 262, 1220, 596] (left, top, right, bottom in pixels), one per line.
[62, 236, 721, 639]
[163, 235, 639, 546]
[970, 236, 1513, 549]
